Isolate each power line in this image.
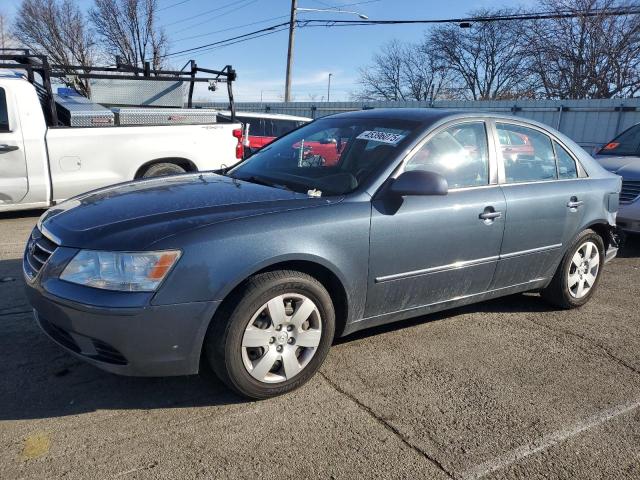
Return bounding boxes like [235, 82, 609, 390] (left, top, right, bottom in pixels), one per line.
[171, 0, 259, 34]
[307, 0, 381, 8]
[159, 22, 290, 59]
[157, 0, 193, 12]
[173, 15, 289, 43]
[296, 6, 640, 27]
[164, 0, 249, 27]
[167, 26, 290, 61]
[159, 6, 640, 60]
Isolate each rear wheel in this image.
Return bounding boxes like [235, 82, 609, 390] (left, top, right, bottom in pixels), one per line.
[141, 162, 186, 178]
[204, 270, 335, 399]
[542, 230, 604, 308]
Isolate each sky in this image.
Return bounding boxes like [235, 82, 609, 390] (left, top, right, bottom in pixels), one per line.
[2, 0, 533, 102]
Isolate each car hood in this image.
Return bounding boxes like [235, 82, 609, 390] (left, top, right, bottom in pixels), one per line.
[40, 173, 339, 250]
[596, 155, 640, 180]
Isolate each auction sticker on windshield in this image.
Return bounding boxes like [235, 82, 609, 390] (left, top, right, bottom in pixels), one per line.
[356, 130, 405, 144]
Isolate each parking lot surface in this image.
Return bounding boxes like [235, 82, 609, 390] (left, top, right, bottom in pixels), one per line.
[1, 211, 639, 479]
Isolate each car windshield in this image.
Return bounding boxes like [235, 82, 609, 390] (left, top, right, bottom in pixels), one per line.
[599, 124, 640, 156]
[227, 117, 422, 195]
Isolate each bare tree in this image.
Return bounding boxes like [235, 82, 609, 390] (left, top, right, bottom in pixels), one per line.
[356, 40, 406, 101]
[90, 0, 168, 69]
[13, 0, 97, 95]
[428, 10, 533, 100]
[402, 38, 451, 101]
[526, 0, 640, 99]
[1, 10, 18, 49]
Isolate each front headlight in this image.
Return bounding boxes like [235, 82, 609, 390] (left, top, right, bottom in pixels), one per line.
[60, 250, 181, 292]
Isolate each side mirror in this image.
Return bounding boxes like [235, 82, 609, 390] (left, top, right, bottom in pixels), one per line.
[389, 170, 448, 196]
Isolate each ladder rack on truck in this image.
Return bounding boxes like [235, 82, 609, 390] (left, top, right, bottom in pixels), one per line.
[0, 48, 237, 125]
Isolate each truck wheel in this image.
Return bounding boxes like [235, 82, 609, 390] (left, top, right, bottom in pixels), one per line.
[141, 162, 186, 178]
[204, 270, 335, 399]
[541, 229, 604, 309]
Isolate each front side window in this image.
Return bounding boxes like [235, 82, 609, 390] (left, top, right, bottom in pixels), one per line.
[0, 88, 9, 132]
[554, 141, 578, 179]
[404, 122, 489, 189]
[229, 117, 421, 195]
[497, 123, 557, 183]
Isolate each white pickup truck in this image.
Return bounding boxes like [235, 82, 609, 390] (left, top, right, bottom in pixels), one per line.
[0, 72, 242, 213]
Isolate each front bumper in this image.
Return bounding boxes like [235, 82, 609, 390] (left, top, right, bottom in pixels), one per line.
[25, 282, 220, 377]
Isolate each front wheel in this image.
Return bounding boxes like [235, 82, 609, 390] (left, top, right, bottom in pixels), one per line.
[204, 270, 335, 399]
[542, 230, 604, 308]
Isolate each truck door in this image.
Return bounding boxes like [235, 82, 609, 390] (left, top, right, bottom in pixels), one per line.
[0, 86, 28, 205]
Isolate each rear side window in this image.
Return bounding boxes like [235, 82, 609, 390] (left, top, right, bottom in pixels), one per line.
[405, 122, 489, 188]
[497, 123, 557, 183]
[554, 141, 578, 179]
[599, 124, 640, 156]
[0, 88, 9, 132]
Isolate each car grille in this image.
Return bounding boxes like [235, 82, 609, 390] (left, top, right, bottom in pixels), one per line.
[23, 228, 58, 280]
[620, 180, 640, 204]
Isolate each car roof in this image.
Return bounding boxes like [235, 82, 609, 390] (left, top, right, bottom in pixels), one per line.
[325, 108, 566, 131]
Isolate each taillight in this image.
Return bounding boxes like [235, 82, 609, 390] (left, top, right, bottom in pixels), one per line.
[232, 128, 244, 159]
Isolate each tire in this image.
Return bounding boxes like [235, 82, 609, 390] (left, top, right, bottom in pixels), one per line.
[204, 270, 335, 399]
[542, 229, 605, 309]
[141, 162, 186, 178]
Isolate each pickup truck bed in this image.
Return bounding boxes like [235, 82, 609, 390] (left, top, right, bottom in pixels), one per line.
[0, 75, 241, 212]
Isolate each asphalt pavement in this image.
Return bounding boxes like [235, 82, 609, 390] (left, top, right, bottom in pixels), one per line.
[1, 210, 639, 479]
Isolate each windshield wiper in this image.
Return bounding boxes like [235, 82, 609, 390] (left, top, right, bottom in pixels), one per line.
[236, 175, 294, 192]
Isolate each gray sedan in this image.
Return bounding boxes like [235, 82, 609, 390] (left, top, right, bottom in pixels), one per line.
[25, 109, 621, 399]
[595, 123, 640, 233]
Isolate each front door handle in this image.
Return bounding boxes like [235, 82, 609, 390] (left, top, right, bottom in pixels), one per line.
[479, 207, 502, 222]
[0, 144, 19, 153]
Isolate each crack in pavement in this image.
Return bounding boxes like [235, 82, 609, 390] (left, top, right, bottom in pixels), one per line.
[527, 317, 640, 376]
[318, 370, 457, 480]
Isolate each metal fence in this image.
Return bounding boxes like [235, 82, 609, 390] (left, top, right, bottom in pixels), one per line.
[199, 98, 640, 149]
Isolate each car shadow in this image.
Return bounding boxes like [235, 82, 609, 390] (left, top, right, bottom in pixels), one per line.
[0, 209, 43, 221]
[618, 232, 640, 258]
[0, 257, 244, 421]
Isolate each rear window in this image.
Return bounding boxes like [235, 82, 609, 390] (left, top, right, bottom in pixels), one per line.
[0, 88, 9, 131]
[238, 116, 266, 137]
[599, 124, 640, 156]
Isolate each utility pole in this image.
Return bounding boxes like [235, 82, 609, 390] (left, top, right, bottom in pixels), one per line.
[284, 0, 297, 103]
[327, 73, 332, 102]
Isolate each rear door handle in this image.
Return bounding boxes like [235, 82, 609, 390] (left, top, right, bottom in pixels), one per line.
[0, 144, 19, 153]
[567, 197, 584, 209]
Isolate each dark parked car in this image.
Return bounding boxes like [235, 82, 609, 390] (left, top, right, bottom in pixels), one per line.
[25, 109, 621, 399]
[594, 123, 640, 233]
